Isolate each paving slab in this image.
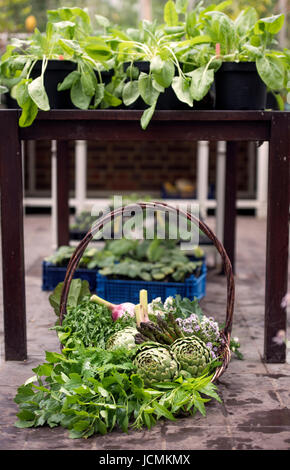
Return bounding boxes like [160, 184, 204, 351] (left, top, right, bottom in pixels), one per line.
[0, 215, 289, 451]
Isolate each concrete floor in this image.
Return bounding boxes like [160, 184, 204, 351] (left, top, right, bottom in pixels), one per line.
[0, 214, 289, 450]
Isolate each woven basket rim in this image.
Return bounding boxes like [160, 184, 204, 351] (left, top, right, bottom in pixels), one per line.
[58, 201, 235, 382]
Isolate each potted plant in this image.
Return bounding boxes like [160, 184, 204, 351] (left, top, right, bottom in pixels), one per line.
[108, 0, 221, 129]
[0, 7, 118, 126]
[185, 5, 290, 110]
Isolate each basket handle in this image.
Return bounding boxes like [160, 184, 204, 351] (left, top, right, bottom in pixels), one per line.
[59, 201, 235, 340]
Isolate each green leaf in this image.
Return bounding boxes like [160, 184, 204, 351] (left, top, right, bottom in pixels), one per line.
[191, 391, 206, 416]
[254, 14, 285, 35]
[49, 279, 90, 316]
[185, 11, 197, 37]
[138, 73, 160, 106]
[34, 363, 53, 377]
[235, 7, 258, 38]
[84, 38, 112, 61]
[24, 375, 37, 385]
[15, 419, 35, 428]
[131, 374, 144, 389]
[147, 239, 165, 262]
[153, 401, 176, 421]
[97, 386, 109, 398]
[57, 71, 80, 91]
[172, 76, 193, 107]
[14, 384, 35, 404]
[15, 79, 39, 127]
[122, 80, 140, 106]
[121, 414, 129, 433]
[101, 89, 122, 108]
[93, 83, 105, 108]
[19, 98, 38, 127]
[28, 77, 50, 111]
[164, 0, 179, 27]
[203, 11, 236, 54]
[95, 14, 110, 28]
[150, 56, 175, 88]
[80, 68, 95, 97]
[45, 351, 64, 363]
[242, 44, 263, 59]
[141, 102, 156, 130]
[58, 39, 83, 57]
[256, 55, 285, 90]
[189, 66, 214, 102]
[96, 418, 107, 435]
[175, 0, 188, 14]
[70, 77, 91, 109]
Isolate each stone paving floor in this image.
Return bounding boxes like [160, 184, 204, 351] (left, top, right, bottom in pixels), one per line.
[0, 214, 289, 451]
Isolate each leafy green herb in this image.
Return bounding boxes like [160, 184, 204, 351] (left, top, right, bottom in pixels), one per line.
[52, 297, 136, 349]
[48, 278, 91, 317]
[14, 344, 221, 439]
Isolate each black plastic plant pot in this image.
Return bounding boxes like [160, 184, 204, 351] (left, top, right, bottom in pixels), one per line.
[214, 62, 267, 110]
[4, 93, 19, 109]
[31, 60, 114, 109]
[124, 61, 214, 110]
[5, 60, 114, 110]
[31, 60, 77, 109]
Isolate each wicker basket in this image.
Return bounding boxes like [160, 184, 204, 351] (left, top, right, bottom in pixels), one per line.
[59, 201, 234, 383]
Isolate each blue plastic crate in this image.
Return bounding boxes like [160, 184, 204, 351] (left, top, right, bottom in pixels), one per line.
[42, 261, 97, 291]
[95, 261, 207, 304]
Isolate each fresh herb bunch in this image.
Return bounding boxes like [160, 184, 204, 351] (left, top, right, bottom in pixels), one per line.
[52, 298, 136, 349]
[14, 344, 221, 439]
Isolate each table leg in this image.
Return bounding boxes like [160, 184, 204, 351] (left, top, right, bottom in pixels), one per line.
[0, 111, 27, 360]
[223, 141, 238, 274]
[264, 113, 290, 363]
[56, 140, 70, 247]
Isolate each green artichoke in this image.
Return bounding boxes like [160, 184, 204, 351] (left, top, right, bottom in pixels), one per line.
[170, 336, 211, 378]
[133, 341, 180, 386]
[106, 327, 139, 351]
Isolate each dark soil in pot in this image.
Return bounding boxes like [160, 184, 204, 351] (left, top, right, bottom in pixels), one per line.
[214, 62, 267, 110]
[123, 61, 214, 110]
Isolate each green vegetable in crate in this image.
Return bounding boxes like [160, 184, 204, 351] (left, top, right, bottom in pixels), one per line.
[106, 326, 139, 351]
[133, 342, 180, 387]
[170, 336, 211, 378]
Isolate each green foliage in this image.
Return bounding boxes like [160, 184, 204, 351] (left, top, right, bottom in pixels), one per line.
[50, 289, 136, 348]
[48, 278, 91, 317]
[1, 2, 289, 126]
[14, 342, 221, 438]
[45, 239, 204, 283]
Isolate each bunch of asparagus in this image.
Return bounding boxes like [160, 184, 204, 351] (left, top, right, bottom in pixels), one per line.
[135, 311, 185, 345]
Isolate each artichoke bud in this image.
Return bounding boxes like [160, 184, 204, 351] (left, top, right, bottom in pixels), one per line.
[170, 336, 211, 378]
[106, 326, 139, 351]
[133, 342, 180, 387]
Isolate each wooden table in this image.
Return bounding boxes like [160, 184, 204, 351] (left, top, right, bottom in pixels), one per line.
[0, 110, 289, 363]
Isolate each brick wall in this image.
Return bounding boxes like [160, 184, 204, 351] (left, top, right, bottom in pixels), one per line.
[24, 140, 255, 196]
